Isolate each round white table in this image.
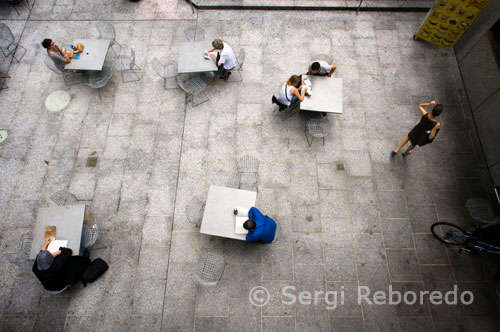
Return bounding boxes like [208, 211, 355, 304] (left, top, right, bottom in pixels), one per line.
[45, 90, 71, 112]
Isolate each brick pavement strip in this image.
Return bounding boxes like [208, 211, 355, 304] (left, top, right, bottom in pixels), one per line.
[0, 1, 497, 332]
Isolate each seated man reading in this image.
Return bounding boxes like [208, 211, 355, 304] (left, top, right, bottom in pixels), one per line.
[32, 238, 91, 292]
[206, 39, 236, 81]
[307, 60, 336, 77]
[243, 207, 277, 244]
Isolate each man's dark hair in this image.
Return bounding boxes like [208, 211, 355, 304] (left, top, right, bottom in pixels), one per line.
[41, 39, 52, 49]
[432, 104, 444, 117]
[311, 62, 321, 71]
[243, 219, 256, 231]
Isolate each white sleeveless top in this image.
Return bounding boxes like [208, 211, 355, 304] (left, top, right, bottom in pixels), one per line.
[276, 83, 294, 106]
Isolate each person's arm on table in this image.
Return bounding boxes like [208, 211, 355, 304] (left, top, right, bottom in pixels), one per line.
[292, 86, 307, 101]
[327, 64, 336, 77]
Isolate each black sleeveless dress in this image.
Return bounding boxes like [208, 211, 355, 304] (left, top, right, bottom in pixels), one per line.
[408, 113, 437, 146]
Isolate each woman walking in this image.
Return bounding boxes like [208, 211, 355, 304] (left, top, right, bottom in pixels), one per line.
[393, 101, 443, 156]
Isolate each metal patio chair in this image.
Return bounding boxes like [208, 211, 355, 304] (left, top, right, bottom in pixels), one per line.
[229, 48, 245, 83]
[87, 66, 114, 100]
[236, 155, 259, 192]
[81, 223, 99, 248]
[50, 190, 79, 206]
[272, 95, 300, 121]
[186, 197, 205, 227]
[96, 21, 122, 57]
[305, 118, 330, 147]
[0, 23, 27, 62]
[151, 57, 178, 89]
[116, 48, 141, 83]
[192, 252, 226, 287]
[466, 198, 497, 225]
[44, 57, 85, 86]
[177, 75, 209, 107]
[7, 0, 31, 16]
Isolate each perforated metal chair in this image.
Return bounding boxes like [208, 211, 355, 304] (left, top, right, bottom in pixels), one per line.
[192, 253, 226, 287]
[151, 57, 178, 89]
[44, 57, 85, 86]
[6, 0, 31, 16]
[116, 48, 141, 83]
[186, 197, 205, 227]
[0, 23, 27, 62]
[0, 70, 10, 90]
[230, 48, 245, 83]
[184, 25, 205, 41]
[466, 198, 497, 225]
[88, 66, 114, 100]
[236, 155, 259, 192]
[81, 223, 98, 248]
[50, 190, 79, 206]
[305, 118, 330, 147]
[177, 75, 209, 107]
[5, 233, 32, 264]
[272, 95, 299, 121]
[96, 21, 122, 57]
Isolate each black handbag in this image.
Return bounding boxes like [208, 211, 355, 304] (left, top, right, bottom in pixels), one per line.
[417, 128, 440, 147]
[82, 258, 109, 287]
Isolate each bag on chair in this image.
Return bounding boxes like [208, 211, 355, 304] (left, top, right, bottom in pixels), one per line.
[82, 258, 108, 287]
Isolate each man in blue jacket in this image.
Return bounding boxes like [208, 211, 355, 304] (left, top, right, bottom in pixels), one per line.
[243, 207, 277, 244]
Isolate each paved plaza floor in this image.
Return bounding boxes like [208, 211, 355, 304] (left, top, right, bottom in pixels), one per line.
[1, 0, 499, 331]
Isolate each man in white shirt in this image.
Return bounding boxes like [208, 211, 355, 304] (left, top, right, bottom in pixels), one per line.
[206, 39, 237, 81]
[307, 60, 336, 77]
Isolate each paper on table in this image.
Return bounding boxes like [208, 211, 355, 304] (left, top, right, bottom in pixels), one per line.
[235, 216, 249, 234]
[47, 240, 68, 254]
[44, 226, 56, 240]
[204, 51, 217, 60]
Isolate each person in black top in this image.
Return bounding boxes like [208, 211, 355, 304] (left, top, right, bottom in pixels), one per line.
[32, 238, 91, 292]
[393, 101, 443, 156]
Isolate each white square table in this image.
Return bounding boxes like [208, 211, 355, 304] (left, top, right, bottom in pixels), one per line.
[200, 185, 257, 241]
[300, 76, 343, 114]
[29, 205, 86, 259]
[64, 39, 110, 71]
[177, 41, 218, 74]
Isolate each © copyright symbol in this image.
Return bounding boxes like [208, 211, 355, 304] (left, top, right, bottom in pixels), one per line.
[249, 286, 270, 307]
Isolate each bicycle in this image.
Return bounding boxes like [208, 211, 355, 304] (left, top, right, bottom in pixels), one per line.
[431, 222, 500, 254]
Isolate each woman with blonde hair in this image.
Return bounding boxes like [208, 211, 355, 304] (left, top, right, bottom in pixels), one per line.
[275, 75, 307, 108]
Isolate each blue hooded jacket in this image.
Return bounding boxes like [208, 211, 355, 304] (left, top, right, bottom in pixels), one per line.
[245, 207, 276, 244]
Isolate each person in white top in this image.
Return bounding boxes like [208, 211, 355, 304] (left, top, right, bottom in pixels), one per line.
[276, 75, 307, 108]
[206, 39, 237, 81]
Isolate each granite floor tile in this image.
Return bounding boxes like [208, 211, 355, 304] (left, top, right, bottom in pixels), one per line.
[162, 297, 195, 332]
[262, 317, 295, 332]
[381, 218, 414, 249]
[386, 249, 422, 281]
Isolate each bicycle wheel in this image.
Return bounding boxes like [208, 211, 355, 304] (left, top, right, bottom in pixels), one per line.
[431, 222, 468, 245]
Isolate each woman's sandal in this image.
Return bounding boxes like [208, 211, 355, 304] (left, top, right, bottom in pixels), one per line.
[402, 151, 413, 156]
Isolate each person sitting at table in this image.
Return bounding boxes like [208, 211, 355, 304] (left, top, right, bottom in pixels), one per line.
[32, 237, 91, 292]
[307, 60, 336, 77]
[243, 207, 277, 244]
[275, 75, 307, 109]
[42, 38, 71, 72]
[205, 39, 236, 81]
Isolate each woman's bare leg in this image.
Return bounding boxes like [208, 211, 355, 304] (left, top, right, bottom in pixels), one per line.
[394, 136, 410, 153]
[402, 144, 415, 156]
